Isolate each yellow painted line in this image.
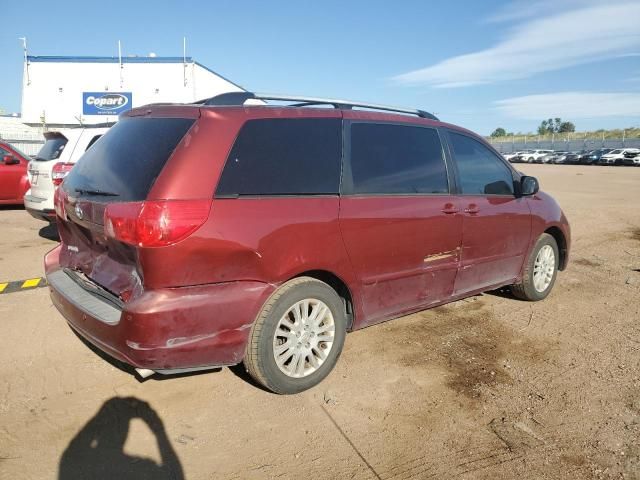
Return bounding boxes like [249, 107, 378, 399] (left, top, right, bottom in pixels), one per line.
[0, 283, 7, 293]
[21, 278, 41, 288]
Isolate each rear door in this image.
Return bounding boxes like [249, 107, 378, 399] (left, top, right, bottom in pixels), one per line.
[339, 118, 462, 326]
[444, 130, 531, 295]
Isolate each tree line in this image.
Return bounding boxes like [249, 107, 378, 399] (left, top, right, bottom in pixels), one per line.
[491, 118, 576, 137]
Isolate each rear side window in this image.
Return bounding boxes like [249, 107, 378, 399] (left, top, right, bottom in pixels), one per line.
[64, 118, 194, 202]
[448, 132, 514, 196]
[349, 123, 448, 194]
[85, 135, 102, 151]
[216, 118, 341, 196]
[36, 136, 67, 161]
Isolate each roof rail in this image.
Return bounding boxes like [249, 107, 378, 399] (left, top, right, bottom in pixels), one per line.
[196, 92, 439, 120]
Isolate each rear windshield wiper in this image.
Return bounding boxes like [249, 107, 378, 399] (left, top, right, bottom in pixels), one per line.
[74, 188, 119, 197]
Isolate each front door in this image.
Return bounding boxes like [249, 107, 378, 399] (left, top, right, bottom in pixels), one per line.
[339, 119, 462, 327]
[445, 130, 532, 295]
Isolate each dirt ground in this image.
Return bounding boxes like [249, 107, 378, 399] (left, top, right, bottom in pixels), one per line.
[0, 164, 639, 480]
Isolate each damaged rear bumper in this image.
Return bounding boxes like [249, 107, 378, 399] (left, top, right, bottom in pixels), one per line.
[45, 245, 275, 372]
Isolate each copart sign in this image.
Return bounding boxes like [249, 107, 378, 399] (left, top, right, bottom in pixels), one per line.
[82, 92, 132, 115]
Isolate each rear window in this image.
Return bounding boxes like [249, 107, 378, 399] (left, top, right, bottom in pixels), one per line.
[215, 118, 342, 196]
[36, 136, 67, 161]
[64, 118, 194, 201]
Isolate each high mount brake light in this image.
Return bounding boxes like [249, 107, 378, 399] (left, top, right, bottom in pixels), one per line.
[104, 199, 211, 247]
[52, 162, 75, 186]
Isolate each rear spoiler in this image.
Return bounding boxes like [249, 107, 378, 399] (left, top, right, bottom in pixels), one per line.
[43, 131, 68, 140]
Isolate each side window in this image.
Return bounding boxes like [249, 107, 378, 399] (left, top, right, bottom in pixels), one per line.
[349, 123, 448, 194]
[216, 118, 341, 196]
[448, 132, 514, 195]
[85, 135, 102, 151]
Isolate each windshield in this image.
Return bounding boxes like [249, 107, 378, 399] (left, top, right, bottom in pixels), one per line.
[36, 136, 68, 161]
[609, 150, 621, 154]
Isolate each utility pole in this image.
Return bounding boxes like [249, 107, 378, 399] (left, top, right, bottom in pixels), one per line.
[183, 37, 188, 87]
[118, 40, 124, 88]
[19, 37, 30, 85]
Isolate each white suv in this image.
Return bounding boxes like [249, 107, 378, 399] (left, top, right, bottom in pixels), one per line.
[24, 126, 110, 221]
[599, 148, 640, 166]
[502, 151, 527, 162]
[519, 150, 554, 163]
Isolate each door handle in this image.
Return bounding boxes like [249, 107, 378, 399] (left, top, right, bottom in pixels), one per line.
[441, 203, 459, 215]
[464, 204, 480, 214]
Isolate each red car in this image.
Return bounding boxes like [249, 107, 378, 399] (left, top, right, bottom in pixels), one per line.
[45, 92, 571, 394]
[0, 141, 31, 205]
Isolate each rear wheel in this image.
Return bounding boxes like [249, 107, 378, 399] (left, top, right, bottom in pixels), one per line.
[511, 233, 559, 301]
[244, 277, 347, 394]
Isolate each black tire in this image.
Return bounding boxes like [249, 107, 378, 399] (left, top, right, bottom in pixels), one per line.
[244, 277, 347, 394]
[528, 157, 534, 163]
[511, 233, 559, 301]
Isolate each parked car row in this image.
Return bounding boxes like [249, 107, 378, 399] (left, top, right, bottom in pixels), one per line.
[0, 127, 108, 213]
[503, 148, 640, 165]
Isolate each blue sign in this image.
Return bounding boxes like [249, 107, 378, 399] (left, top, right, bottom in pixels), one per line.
[82, 92, 132, 115]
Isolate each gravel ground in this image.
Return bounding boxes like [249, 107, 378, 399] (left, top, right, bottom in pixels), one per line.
[0, 164, 639, 480]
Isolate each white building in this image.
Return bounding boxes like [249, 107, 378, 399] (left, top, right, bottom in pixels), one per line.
[20, 55, 246, 127]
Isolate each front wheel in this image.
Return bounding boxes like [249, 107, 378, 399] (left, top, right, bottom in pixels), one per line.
[511, 233, 559, 301]
[244, 277, 347, 394]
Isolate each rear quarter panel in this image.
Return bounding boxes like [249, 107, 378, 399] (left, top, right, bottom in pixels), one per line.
[140, 107, 364, 320]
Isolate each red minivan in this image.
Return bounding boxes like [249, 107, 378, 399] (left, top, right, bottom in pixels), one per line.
[45, 93, 570, 394]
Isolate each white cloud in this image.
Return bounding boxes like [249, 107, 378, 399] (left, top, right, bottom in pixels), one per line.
[485, 0, 602, 24]
[393, 2, 640, 88]
[495, 92, 640, 119]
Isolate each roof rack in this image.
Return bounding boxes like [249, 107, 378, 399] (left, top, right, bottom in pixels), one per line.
[196, 92, 439, 120]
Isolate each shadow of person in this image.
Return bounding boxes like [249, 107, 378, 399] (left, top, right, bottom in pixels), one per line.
[58, 397, 184, 480]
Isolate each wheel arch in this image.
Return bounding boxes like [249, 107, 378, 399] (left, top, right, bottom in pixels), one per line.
[293, 270, 355, 330]
[544, 226, 568, 271]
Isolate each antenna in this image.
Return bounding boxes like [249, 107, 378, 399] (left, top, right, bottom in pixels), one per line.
[183, 36, 188, 87]
[118, 40, 124, 88]
[19, 37, 30, 85]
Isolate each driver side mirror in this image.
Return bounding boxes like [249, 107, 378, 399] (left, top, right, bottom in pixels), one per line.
[520, 176, 539, 196]
[3, 155, 19, 165]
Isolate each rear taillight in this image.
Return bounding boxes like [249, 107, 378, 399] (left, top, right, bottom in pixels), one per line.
[54, 186, 68, 220]
[104, 200, 211, 248]
[52, 162, 74, 186]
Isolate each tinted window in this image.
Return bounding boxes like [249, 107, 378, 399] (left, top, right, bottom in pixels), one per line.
[85, 135, 102, 151]
[349, 123, 448, 194]
[36, 136, 67, 161]
[449, 132, 514, 195]
[216, 118, 341, 196]
[64, 118, 194, 202]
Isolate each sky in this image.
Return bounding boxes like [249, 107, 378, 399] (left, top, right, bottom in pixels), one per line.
[1, 0, 639, 135]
